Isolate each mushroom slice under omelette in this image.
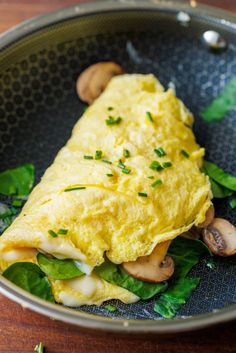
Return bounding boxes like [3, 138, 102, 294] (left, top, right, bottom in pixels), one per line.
[0, 74, 212, 307]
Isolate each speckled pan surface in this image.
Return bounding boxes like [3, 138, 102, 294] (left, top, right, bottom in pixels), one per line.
[0, 0, 236, 332]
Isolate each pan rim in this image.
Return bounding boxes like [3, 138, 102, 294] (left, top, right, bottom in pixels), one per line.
[0, 0, 235, 333]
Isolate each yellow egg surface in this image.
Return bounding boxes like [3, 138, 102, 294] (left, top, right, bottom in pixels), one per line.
[0, 74, 212, 272]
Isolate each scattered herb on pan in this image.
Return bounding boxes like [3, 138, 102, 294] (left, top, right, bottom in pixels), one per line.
[201, 76, 236, 123]
[104, 304, 118, 312]
[3, 262, 54, 302]
[37, 253, 84, 280]
[146, 111, 154, 122]
[0, 164, 35, 197]
[106, 116, 122, 125]
[34, 342, 44, 353]
[95, 260, 167, 300]
[154, 147, 166, 157]
[229, 199, 236, 209]
[154, 237, 210, 318]
[64, 186, 86, 192]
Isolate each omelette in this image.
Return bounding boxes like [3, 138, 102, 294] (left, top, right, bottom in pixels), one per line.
[0, 74, 212, 307]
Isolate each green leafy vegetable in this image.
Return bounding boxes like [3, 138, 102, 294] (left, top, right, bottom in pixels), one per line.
[95, 260, 167, 300]
[154, 237, 210, 318]
[37, 253, 84, 280]
[229, 199, 236, 209]
[209, 178, 233, 199]
[12, 199, 23, 207]
[0, 164, 34, 197]
[34, 342, 44, 353]
[3, 262, 54, 302]
[203, 160, 236, 191]
[201, 77, 236, 123]
[104, 304, 117, 312]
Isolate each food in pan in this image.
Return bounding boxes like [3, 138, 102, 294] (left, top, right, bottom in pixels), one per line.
[0, 64, 236, 318]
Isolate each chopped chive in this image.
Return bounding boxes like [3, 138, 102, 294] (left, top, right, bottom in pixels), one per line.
[106, 173, 114, 177]
[84, 155, 93, 160]
[151, 179, 162, 188]
[57, 228, 68, 235]
[229, 199, 236, 209]
[48, 229, 58, 238]
[12, 199, 23, 207]
[146, 111, 154, 122]
[123, 149, 130, 158]
[149, 161, 164, 172]
[180, 149, 190, 158]
[105, 116, 122, 125]
[104, 304, 117, 312]
[95, 150, 103, 160]
[102, 159, 112, 165]
[64, 187, 86, 192]
[122, 168, 131, 174]
[147, 176, 155, 179]
[154, 147, 166, 157]
[117, 161, 126, 169]
[107, 106, 114, 111]
[163, 162, 172, 168]
[138, 192, 148, 197]
[34, 342, 44, 353]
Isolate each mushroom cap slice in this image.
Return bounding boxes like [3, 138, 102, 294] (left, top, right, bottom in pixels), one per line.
[122, 241, 174, 283]
[76, 62, 124, 104]
[197, 204, 215, 228]
[203, 218, 236, 256]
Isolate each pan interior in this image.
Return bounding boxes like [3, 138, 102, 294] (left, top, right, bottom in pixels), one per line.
[0, 8, 236, 321]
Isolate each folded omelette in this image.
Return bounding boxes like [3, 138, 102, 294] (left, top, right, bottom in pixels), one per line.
[0, 74, 212, 306]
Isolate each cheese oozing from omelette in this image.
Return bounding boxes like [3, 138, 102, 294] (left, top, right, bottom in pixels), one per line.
[0, 74, 212, 306]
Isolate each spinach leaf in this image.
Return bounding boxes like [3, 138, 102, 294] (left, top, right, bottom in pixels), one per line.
[95, 260, 167, 300]
[2, 262, 54, 302]
[0, 205, 19, 235]
[154, 237, 210, 318]
[0, 164, 35, 197]
[201, 77, 236, 123]
[203, 160, 236, 191]
[209, 177, 233, 199]
[37, 253, 84, 280]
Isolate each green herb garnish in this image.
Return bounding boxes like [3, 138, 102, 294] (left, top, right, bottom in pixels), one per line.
[12, 199, 23, 207]
[106, 116, 122, 125]
[146, 111, 154, 122]
[104, 304, 117, 312]
[122, 168, 131, 174]
[64, 186, 86, 192]
[123, 149, 130, 158]
[149, 161, 163, 172]
[180, 149, 190, 158]
[163, 162, 172, 168]
[107, 106, 114, 111]
[151, 179, 162, 188]
[229, 199, 236, 209]
[106, 174, 114, 177]
[147, 176, 155, 179]
[57, 228, 68, 235]
[138, 192, 148, 197]
[48, 229, 58, 238]
[34, 342, 44, 353]
[84, 155, 93, 160]
[154, 147, 166, 157]
[102, 160, 112, 165]
[95, 150, 103, 160]
[117, 160, 131, 174]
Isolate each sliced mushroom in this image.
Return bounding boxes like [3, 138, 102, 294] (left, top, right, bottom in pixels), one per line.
[76, 62, 124, 104]
[197, 204, 215, 228]
[122, 241, 174, 283]
[203, 218, 236, 256]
